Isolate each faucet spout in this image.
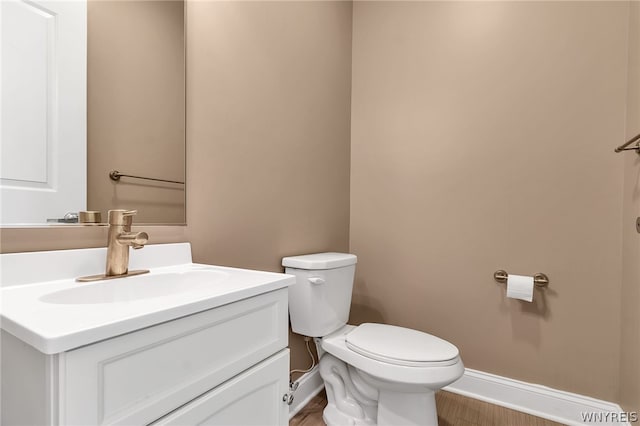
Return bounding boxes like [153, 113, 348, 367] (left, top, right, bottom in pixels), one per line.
[117, 231, 149, 248]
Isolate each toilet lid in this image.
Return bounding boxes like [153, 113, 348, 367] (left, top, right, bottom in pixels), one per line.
[346, 323, 459, 367]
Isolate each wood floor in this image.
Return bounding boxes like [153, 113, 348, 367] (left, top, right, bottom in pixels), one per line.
[290, 390, 565, 426]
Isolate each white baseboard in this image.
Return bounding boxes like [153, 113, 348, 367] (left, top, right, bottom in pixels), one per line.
[287, 366, 630, 425]
[444, 368, 631, 426]
[288, 366, 324, 420]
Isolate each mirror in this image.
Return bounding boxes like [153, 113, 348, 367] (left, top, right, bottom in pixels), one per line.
[0, 0, 185, 225]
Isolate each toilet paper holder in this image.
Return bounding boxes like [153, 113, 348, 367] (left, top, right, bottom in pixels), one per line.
[493, 270, 549, 288]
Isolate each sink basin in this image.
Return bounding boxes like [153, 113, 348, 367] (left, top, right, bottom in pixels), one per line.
[39, 270, 231, 304]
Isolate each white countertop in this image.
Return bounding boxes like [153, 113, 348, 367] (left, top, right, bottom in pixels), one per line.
[0, 243, 295, 354]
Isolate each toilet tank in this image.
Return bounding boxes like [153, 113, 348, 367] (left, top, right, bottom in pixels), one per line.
[282, 253, 357, 337]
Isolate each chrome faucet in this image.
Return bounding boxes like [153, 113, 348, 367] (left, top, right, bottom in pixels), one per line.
[105, 209, 149, 276]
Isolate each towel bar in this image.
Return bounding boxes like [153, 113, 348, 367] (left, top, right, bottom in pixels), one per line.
[109, 170, 184, 185]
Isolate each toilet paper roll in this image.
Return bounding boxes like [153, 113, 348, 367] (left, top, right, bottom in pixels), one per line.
[506, 274, 534, 302]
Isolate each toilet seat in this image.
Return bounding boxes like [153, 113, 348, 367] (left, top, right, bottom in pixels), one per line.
[346, 323, 459, 367]
[321, 325, 464, 387]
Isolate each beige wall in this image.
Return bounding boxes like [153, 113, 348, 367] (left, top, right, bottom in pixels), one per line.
[184, 0, 352, 372]
[87, 0, 185, 224]
[350, 1, 628, 401]
[620, 1, 640, 412]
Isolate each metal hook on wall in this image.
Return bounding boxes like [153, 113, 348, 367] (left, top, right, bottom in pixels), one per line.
[614, 132, 640, 155]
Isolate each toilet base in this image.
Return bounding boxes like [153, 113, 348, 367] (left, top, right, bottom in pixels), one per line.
[319, 352, 441, 426]
[323, 393, 438, 426]
[377, 389, 438, 426]
[323, 403, 376, 426]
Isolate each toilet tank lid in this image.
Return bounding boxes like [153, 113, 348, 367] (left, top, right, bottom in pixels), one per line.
[282, 252, 357, 270]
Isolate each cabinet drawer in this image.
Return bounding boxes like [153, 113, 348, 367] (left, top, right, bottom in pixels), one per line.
[59, 289, 288, 425]
[152, 349, 289, 426]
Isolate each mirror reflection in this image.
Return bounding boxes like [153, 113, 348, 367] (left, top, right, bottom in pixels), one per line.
[0, 0, 185, 225]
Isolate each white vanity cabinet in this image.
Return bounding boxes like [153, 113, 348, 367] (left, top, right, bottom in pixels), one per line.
[1, 288, 290, 426]
[151, 350, 289, 426]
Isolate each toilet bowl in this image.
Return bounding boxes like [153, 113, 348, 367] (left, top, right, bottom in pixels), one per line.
[283, 253, 464, 426]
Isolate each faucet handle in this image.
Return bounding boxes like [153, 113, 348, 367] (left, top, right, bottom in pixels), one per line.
[108, 209, 138, 225]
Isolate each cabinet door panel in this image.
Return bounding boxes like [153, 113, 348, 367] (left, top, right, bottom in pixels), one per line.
[59, 289, 288, 425]
[152, 349, 289, 426]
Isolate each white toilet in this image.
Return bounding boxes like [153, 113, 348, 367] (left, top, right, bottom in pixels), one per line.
[283, 252, 464, 426]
